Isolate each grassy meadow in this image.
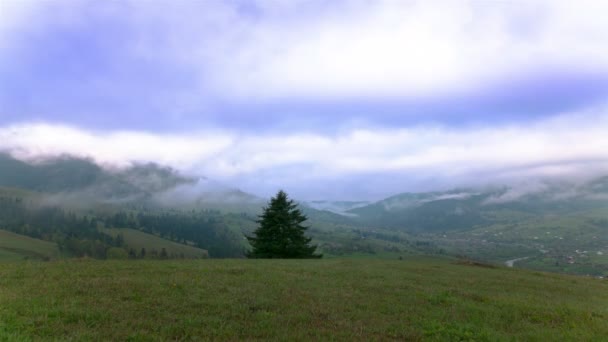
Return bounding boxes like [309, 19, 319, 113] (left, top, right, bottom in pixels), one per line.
[0, 230, 60, 261]
[101, 228, 209, 259]
[1, 258, 607, 341]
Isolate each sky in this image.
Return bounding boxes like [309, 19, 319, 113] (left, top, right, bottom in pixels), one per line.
[1, 0, 608, 200]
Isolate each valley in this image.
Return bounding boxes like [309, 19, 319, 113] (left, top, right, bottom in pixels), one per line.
[1, 152, 607, 277]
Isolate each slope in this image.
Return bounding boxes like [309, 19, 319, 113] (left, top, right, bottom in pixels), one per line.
[349, 178, 608, 232]
[0, 230, 60, 261]
[100, 228, 208, 259]
[0, 152, 194, 204]
[0, 258, 606, 340]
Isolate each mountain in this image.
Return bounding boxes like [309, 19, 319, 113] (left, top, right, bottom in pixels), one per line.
[1, 153, 417, 260]
[348, 189, 491, 232]
[0, 153, 368, 223]
[0, 152, 194, 203]
[4, 151, 607, 271]
[0, 153, 258, 258]
[0, 152, 266, 212]
[303, 200, 371, 216]
[348, 179, 608, 232]
[151, 177, 265, 213]
[0, 153, 105, 192]
[345, 179, 608, 275]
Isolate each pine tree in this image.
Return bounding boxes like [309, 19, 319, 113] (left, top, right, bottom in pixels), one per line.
[160, 247, 168, 259]
[247, 190, 321, 259]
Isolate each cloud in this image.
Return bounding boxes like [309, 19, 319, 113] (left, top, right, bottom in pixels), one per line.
[127, 0, 608, 99]
[0, 123, 233, 169]
[3, 0, 608, 133]
[482, 181, 550, 204]
[0, 0, 36, 50]
[2, 106, 608, 199]
[2, 1, 608, 199]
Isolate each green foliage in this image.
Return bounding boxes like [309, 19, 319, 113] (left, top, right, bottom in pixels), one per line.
[0, 195, 120, 258]
[247, 190, 321, 258]
[0, 190, 242, 258]
[134, 210, 243, 257]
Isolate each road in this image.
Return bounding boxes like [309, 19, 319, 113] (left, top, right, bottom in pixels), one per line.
[505, 257, 529, 267]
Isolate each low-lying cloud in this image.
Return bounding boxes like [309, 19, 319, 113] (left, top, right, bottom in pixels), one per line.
[2, 106, 608, 200]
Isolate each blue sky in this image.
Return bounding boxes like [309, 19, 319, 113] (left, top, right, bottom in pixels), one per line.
[1, 0, 608, 200]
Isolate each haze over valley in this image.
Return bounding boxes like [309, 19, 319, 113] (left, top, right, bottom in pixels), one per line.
[1, 152, 607, 275]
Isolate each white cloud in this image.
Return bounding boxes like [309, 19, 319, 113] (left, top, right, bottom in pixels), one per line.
[128, 0, 608, 99]
[0, 0, 36, 50]
[2, 0, 608, 199]
[2, 106, 608, 198]
[0, 123, 233, 169]
[7, 0, 607, 100]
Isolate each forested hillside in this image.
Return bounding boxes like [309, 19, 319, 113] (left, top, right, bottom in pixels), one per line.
[0, 192, 242, 258]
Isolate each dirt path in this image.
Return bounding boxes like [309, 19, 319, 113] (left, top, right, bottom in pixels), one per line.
[505, 257, 529, 267]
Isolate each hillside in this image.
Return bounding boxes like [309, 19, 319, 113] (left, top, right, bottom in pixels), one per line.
[343, 180, 608, 274]
[0, 230, 60, 261]
[349, 178, 608, 232]
[0, 153, 103, 192]
[431, 211, 608, 276]
[0, 152, 194, 205]
[303, 200, 371, 215]
[101, 228, 208, 259]
[0, 258, 607, 340]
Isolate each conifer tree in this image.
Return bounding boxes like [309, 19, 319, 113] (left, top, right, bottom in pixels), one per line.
[247, 190, 321, 258]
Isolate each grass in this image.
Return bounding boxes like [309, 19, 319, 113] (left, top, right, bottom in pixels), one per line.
[1, 257, 607, 340]
[0, 230, 60, 261]
[101, 228, 208, 258]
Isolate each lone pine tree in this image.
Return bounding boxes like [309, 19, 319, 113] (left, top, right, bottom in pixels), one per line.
[247, 190, 321, 258]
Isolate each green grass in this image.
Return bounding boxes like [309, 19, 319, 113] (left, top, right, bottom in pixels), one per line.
[101, 228, 208, 258]
[0, 230, 60, 261]
[1, 258, 607, 341]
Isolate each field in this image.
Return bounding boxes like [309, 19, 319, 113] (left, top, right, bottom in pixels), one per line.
[1, 258, 607, 341]
[101, 228, 209, 259]
[0, 230, 60, 261]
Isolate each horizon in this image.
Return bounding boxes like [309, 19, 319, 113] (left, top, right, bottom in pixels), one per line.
[2, 0, 608, 200]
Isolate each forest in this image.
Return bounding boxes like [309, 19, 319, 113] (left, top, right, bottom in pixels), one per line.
[0, 194, 244, 259]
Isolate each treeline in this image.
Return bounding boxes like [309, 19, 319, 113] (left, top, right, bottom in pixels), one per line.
[106, 210, 244, 257]
[0, 196, 118, 258]
[0, 196, 244, 259]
